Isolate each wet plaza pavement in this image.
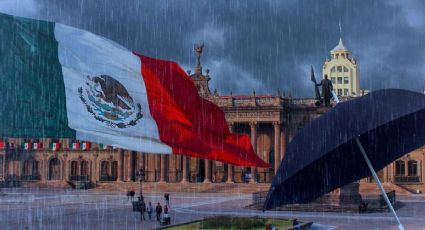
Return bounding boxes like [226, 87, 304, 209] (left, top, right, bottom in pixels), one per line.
[0, 188, 425, 230]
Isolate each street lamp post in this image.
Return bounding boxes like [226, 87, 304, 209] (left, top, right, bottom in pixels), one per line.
[136, 169, 145, 202]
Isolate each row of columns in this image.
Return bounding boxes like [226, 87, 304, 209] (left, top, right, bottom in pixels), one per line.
[178, 121, 284, 184]
[171, 121, 284, 183]
[24, 121, 287, 183]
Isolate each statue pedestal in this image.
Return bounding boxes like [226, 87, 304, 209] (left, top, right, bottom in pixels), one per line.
[303, 182, 362, 211]
[339, 182, 362, 206]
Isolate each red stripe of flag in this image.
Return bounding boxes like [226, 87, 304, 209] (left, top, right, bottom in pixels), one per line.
[136, 54, 269, 168]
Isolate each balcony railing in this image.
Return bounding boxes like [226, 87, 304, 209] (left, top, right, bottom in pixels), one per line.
[21, 175, 41, 181]
[394, 175, 420, 184]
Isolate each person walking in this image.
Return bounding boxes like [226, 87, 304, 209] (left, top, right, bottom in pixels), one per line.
[126, 190, 130, 201]
[162, 209, 171, 225]
[155, 202, 162, 222]
[130, 190, 135, 201]
[139, 201, 146, 221]
[147, 202, 153, 220]
[164, 193, 170, 206]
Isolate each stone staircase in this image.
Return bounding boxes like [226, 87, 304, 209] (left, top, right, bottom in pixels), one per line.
[92, 181, 413, 195]
[21, 180, 73, 189]
[359, 182, 411, 196]
[93, 181, 270, 194]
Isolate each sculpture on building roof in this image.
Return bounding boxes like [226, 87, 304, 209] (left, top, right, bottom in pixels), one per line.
[194, 43, 204, 68]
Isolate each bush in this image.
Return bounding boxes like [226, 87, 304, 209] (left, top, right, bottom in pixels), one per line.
[202, 216, 265, 229]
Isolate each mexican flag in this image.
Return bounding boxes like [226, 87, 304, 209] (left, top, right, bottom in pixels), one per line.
[0, 13, 269, 167]
[50, 142, 60, 151]
[70, 141, 80, 150]
[99, 143, 111, 150]
[22, 142, 31, 150]
[80, 141, 91, 151]
[33, 142, 43, 150]
[0, 139, 4, 150]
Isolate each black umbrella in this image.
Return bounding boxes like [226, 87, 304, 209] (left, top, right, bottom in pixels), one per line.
[264, 89, 425, 230]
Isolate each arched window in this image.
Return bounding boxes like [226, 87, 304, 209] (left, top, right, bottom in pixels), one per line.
[100, 161, 110, 177]
[23, 159, 39, 176]
[49, 158, 61, 180]
[330, 67, 336, 73]
[408, 160, 418, 176]
[100, 161, 117, 181]
[344, 66, 349, 72]
[395, 160, 405, 176]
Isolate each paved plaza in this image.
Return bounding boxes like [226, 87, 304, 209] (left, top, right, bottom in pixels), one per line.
[0, 188, 425, 230]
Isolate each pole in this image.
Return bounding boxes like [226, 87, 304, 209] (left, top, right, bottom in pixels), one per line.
[138, 169, 144, 202]
[355, 137, 404, 230]
[140, 179, 143, 199]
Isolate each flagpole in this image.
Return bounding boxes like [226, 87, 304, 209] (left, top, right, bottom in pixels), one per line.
[355, 137, 404, 230]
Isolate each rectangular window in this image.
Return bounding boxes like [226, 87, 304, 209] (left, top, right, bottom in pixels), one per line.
[71, 162, 78, 176]
[32, 161, 39, 175]
[337, 89, 342, 96]
[337, 66, 342, 72]
[395, 161, 405, 176]
[344, 89, 349, 96]
[408, 161, 417, 176]
[337, 77, 342, 84]
[331, 77, 336, 84]
[344, 77, 349, 84]
[80, 161, 88, 176]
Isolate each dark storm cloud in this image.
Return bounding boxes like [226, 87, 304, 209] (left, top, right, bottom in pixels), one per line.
[1, 0, 424, 97]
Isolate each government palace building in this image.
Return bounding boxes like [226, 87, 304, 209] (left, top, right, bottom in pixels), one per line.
[1, 40, 424, 193]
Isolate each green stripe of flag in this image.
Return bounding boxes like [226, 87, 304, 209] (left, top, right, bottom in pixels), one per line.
[0, 13, 75, 138]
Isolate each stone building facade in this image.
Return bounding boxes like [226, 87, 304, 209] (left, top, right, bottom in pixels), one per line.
[0, 53, 424, 192]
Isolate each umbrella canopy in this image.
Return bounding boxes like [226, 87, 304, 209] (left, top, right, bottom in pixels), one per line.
[264, 89, 425, 210]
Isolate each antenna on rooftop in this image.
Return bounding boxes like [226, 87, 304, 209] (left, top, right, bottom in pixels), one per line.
[339, 19, 343, 38]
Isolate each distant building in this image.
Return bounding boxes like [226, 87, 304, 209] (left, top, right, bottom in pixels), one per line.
[0, 44, 423, 194]
[323, 38, 360, 97]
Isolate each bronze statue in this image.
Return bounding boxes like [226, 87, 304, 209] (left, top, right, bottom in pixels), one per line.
[316, 74, 333, 107]
[310, 66, 334, 107]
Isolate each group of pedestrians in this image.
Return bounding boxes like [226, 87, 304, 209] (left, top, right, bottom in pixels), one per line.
[126, 190, 135, 201]
[132, 192, 171, 226]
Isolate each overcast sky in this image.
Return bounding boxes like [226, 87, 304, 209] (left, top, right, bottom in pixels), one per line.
[1, 0, 424, 97]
